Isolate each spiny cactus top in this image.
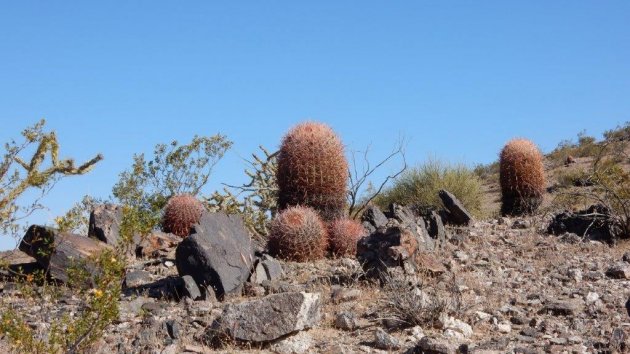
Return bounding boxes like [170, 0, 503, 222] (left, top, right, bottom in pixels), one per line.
[277, 121, 348, 221]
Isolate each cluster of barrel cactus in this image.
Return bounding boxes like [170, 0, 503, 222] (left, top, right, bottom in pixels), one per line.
[499, 138, 546, 215]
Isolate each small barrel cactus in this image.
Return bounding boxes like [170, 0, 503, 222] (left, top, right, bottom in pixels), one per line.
[162, 194, 205, 237]
[268, 206, 328, 262]
[499, 138, 545, 215]
[327, 218, 366, 257]
[277, 121, 348, 221]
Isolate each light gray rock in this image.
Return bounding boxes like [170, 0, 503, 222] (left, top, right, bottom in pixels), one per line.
[181, 275, 202, 300]
[334, 312, 358, 331]
[269, 332, 313, 354]
[210, 292, 321, 342]
[374, 328, 400, 350]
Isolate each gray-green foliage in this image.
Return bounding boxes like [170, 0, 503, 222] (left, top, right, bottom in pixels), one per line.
[112, 135, 232, 225]
[374, 158, 483, 216]
[1, 119, 102, 238]
[207, 146, 278, 238]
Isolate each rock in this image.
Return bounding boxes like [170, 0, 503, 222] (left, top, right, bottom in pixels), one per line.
[165, 319, 181, 339]
[136, 231, 181, 258]
[357, 223, 433, 279]
[542, 299, 584, 316]
[331, 287, 362, 304]
[209, 292, 321, 342]
[374, 328, 400, 350]
[88, 204, 123, 245]
[334, 312, 358, 331]
[180, 275, 202, 300]
[440, 314, 473, 338]
[497, 322, 511, 333]
[415, 336, 458, 354]
[250, 261, 269, 284]
[124, 270, 152, 288]
[0, 250, 41, 279]
[361, 205, 389, 229]
[585, 292, 600, 305]
[261, 255, 284, 281]
[512, 219, 530, 229]
[269, 332, 313, 354]
[605, 263, 630, 279]
[389, 203, 418, 226]
[547, 204, 622, 243]
[439, 190, 473, 226]
[415, 252, 447, 276]
[426, 211, 447, 245]
[175, 212, 254, 299]
[19, 225, 110, 284]
[623, 252, 630, 263]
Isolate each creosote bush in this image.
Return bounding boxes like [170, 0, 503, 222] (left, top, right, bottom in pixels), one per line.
[499, 138, 545, 216]
[277, 121, 348, 221]
[162, 194, 204, 237]
[268, 206, 328, 262]
[374, 159, 482, 217]
[327, 218, 366, 257]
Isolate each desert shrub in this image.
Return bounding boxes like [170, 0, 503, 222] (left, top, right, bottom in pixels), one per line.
[268, 206, 327, 262]
[112, 135, 232, 228]
[374, 159, 482, 216]
[500, 138, 545, 216]
[277, 121, 348, 221]
[603, 122, 630, 142]
[556, 168, 593, 188]
[473, 161, 500, 185]
[207, 146, 278, 238]
[548, 131, 599, 166]
[327, 218, 366, 257]
[0, 119, 102, 239]
[162, 194, 205, 237]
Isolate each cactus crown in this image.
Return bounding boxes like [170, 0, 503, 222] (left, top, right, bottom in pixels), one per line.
[499, 138, 545, 215]
[268, 205, 328, 262]
[162, 194, 205, 237]
[277, 121, 348, 221]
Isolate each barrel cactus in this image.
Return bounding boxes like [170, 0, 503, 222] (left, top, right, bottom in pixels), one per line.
[268, 206, 327, 262]
[327, 218, 366, 257]
[277, 121, 348, 221]
[162, 194, 205, 237]
[499, 138, 545, 215]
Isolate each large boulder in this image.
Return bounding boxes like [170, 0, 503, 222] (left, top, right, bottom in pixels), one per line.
[209, 292, 321, 342]
[175, 212, 254, 299]
[19, 225, 110, 283]
[361, 205, 389, 230]
[438, 190, 473, 226]
[88, 204, 123, 245]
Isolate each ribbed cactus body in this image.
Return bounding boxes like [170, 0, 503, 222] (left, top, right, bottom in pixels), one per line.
[499, 139, 545, 215]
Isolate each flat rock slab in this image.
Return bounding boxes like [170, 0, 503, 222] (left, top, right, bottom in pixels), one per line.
[542, 299, 584, 316]
[439, 190, 473, 226]
[176, 212, 254, 299]
[211, 292, 321, 342]
[0, 250, 40, 278]
[19, 225, 109, 283]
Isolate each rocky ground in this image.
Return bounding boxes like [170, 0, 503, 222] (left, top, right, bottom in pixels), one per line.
[2, 200, 630, 354]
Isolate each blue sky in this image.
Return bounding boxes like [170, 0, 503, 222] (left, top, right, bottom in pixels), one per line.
[1, 1, 629, 249]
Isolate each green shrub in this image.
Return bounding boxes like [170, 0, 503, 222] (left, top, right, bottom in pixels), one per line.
[374, 159, 482, 217]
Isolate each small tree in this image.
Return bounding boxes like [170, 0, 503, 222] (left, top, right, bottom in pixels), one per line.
[0, 119, 103, 238]
[112, 135, 232, 226]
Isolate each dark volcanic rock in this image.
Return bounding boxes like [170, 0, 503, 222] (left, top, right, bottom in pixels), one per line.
[88, 204, 123, 245]
[175, 212, 254, 299]
[425, 210, 447, 245]
[439, 190, 473, 226]
[547, 204, 623, 242]
[0, 250, 41, 279]
[209, 292, 321, 342]
[19, 225, 109, 283]
[361, 205, 389, 229]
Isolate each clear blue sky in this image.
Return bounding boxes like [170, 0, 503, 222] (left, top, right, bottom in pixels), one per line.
[1, 1, 629, 249]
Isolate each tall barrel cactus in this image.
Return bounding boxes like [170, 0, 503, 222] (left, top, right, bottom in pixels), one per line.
[277, 121, 348, 221]
[499, 138, 545, 215]
[162, 194, 205, 237]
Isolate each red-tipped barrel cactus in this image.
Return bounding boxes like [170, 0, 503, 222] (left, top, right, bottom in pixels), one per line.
[499, 138, 546, 215]
[268, 206, 328, 262]
[277, 121, 348, 221]
[162, 194, 205, 237]
[327, 218, 366, 257]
